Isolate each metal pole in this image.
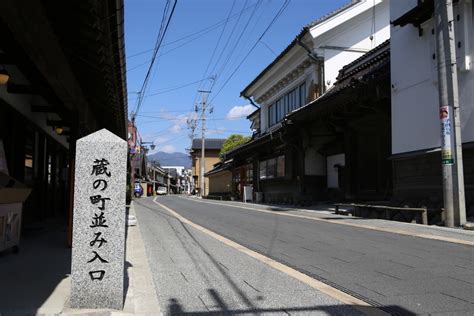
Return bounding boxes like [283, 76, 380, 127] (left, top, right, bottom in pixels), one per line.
[435, 0, 466, 227]
[199, 90, 210, 197]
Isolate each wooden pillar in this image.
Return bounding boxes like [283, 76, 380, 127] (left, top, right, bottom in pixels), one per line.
[67, 119, 78, 247]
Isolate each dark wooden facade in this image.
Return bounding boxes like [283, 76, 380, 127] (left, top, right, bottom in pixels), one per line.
[226, 41, 392, 205]
[0, 0, 128, 242]
[391, 146, 474, 217]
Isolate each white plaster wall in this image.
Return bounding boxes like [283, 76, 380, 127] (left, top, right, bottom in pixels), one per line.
[391, 0, 474, 154]
[313, 0, 391, 89]
[304, 147, 326, 176]
[254, 0, 391, 134]
[327, 154, 345, 188]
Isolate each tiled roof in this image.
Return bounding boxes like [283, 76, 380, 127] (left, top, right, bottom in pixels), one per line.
[307, 0, 361, 28]
[191, 138, 226, 150]
[336, 39, 390, 83]
[240, 0, 361, 97]
[288, 40, 390, 120]
[204, 160, 232, 177]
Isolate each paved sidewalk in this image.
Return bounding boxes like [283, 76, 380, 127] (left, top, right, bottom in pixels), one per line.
[0, 205, 160, 316]
[134, 198, 380, 315]
[187, 196, 474, 244]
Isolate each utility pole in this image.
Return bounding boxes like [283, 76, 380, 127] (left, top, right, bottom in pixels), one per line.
[198, 90, 211, 198]
[435, 0, 466, 227]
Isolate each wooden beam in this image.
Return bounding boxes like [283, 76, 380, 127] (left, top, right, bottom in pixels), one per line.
[6, 83, 39, 94]
[46, 119, 67, 127]
[0, 53, 14, 64]
[0, 0, 97, 129]
[31, 105, 57, 113]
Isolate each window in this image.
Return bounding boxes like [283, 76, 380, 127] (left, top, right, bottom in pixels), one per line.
[245, 164, 253, 184]
[299, 83, 306, 107]
[268, 104, 276, 127]
[277, 156, 285, 177]
[259, 155, 285, 179]
[284, 94, 289, 113]
[276, 99, 284, 122]
[266, 82, 305, 127]
[267, 158, 276, 179]
[259, 161, 267, 179]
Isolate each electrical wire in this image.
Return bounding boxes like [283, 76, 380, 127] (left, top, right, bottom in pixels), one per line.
[211, 0, 262, 89]
[133, 0, 178, 120]
[209, 0, 290, 104]
[126, 2, 258, 60]
[207, 0, 249, 83]
[128, 77, 212, 100]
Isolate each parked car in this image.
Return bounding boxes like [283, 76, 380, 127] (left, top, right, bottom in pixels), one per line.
[156, 186, 167, 195]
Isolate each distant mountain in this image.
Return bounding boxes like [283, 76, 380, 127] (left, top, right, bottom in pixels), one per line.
[147, 151, 191, 169]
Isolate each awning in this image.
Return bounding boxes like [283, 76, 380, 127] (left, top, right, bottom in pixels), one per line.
[392, 1, 434, 28]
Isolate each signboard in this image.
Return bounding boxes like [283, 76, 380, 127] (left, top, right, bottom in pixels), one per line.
[440, 106, 454, 165]
[70, 129, 127, 309]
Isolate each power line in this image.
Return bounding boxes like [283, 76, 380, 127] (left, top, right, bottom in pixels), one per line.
[207, 0, 249, 83]
[126, 2, 258, 60]
[209, 0, 290, 104]
[132, 0, 178, 120]
[197, 0, 236, 93]
[128, 77, 212, 100]
[211, 0, 262, 89]
[136, 114, 245, 121]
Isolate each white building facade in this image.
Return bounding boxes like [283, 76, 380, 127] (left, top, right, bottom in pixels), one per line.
[241, 0, 390, 193]
[243, 0, 390, 135]
[390, 0, 474, 211]
[391, 0, 473, 155]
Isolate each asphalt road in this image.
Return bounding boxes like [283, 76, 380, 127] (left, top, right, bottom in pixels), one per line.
[145, 196, 474, 315]
[134, 198, 368, 315]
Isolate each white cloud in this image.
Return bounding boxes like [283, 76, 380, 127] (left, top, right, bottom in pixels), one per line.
[226, 104, 255, 120]
[161, 144, 176, 153]
[170, 124, 182, 134]
[161, 112, 197, 134]
[153, 136, 169, 144]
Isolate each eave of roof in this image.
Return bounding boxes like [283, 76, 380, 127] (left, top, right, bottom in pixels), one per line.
[391, 0, 434, 28]
[288, 41, 390, 121]
[191, 138, 226, 150]
[240, 0, 362, 98]
[223, 124, 285, 158]
[240, 27, 309, 98]
[246, 108, 260, 120]
[336, 39, 390, 82]
[205, 162, 232, 177]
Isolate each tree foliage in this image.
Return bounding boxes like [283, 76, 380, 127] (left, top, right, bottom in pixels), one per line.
[220, 134, 251, 156]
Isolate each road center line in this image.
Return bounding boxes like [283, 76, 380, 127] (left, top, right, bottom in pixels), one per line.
[152, 197, 389, 316]
[178, 197, 474, 246]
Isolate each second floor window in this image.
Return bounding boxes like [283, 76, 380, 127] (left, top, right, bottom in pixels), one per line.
[268, 82, 306, 127]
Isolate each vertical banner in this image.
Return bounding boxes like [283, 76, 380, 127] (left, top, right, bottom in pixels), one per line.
[440, 105, 454, 165]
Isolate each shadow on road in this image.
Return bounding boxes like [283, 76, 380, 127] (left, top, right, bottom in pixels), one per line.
[166, 296, 416, 315]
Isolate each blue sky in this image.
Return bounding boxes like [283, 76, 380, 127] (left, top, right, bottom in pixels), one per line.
[125, 0, 348, 154]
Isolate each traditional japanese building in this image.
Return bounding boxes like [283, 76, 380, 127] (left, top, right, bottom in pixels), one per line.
[0, 0, 127, 242]
[190, 138, 225, 196]
[390, 0, 474, 221]
[224, 0, 390, 204]
[225, 41, 391, 204]
[205, 160, 233, 199]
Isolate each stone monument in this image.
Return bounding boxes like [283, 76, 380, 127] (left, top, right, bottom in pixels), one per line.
[70, 129, 127, 309]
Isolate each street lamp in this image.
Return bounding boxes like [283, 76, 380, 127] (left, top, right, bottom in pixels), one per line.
[141, 141, 155, 150]
[0, 68, 10, 85]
